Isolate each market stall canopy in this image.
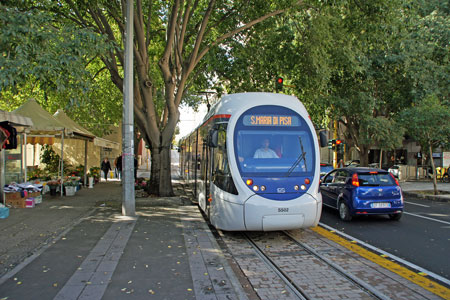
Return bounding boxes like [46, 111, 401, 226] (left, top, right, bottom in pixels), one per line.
[53, 110, 95, 141]
[0, 110, 33, 148]
[13, 99, 65, 133]
[94, 137, 119, 149]
[13, 99, 66, 145]
[53, 110, 118, 149]
[0, 110, 33, 128]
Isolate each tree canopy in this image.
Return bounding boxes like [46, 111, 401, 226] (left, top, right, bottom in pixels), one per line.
[400, 95, 450, 193]
[0, 4, 122, 135]
[208, 0, 449, 166]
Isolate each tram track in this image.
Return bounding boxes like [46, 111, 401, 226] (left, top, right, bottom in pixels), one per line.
[242, 231, 390, 300]
[281, 231, 391, 300]
[187, 184, 446, 300]
[243, 233, 309, 300]
[207, 219, 446, 300]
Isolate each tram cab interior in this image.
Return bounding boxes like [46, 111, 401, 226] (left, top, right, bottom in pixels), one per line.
[235, 131, 314, 176]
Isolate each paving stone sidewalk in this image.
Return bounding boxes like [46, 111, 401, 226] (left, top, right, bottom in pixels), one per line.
[0, 181, 248, 300]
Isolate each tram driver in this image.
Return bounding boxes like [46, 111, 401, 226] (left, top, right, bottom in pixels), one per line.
[253, 138, 279, 159]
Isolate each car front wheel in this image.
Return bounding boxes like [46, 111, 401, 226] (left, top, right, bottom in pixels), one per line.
[338, 202, 352, 221]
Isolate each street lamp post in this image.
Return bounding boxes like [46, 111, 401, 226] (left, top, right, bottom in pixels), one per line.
[122, 0, 135, 216]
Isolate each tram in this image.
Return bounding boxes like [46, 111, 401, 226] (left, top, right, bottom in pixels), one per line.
[179, 92, 322, 231]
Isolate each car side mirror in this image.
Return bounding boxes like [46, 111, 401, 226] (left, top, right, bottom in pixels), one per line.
[319, 130, 328, 148]
[208, 130, 218, 148]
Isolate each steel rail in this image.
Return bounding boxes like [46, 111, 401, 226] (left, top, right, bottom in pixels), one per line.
[243, 233, 309, 300]
[282, 231, 392, 300]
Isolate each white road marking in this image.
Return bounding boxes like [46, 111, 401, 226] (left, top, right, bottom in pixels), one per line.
[404, 201, 430, 208]
[404, 212, 450, 225]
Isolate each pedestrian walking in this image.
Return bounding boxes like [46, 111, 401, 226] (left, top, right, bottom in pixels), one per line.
[100, 157, 111, 181]
[114, 156, 118, 178]
[116, 154, 122, 180]
[134, 155, 138, 180]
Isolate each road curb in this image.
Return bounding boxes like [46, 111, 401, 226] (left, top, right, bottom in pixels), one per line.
[403, 191, 450, 202]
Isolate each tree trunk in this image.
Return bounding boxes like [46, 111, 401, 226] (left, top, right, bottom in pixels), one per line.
[146, 135, 175, 197]
[379, 149, 383, 169]
[147, 145, 160, 195]
[359, 145, 370, 167]
[159, 145, 174, 196]
[429, 144, 439, 195]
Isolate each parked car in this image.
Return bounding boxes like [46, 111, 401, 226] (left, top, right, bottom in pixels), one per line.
[345, 160, 360, 167]
[320, 167, 403, 221]
[320, 163, 334, 179]
[388, 165, 401, 178]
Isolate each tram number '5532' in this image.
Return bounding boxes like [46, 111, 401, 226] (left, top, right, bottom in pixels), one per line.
[278, 208, 289, 213]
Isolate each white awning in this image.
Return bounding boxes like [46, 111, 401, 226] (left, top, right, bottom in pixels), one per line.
[0, 110, 33, 127]
[94, 137, 120, 149]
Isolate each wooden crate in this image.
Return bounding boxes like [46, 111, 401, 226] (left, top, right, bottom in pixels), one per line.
[4, 192, 25, 201]
[27, 191, 41, 199]
[5, 198, 26, 208]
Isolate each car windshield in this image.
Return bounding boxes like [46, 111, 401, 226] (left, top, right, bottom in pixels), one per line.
[320, 164, 333, 173]
[358, 172, 396, 186]
[235, 130, 314, 176]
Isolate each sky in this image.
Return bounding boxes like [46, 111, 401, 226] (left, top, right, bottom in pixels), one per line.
[175, 103, 208, 142]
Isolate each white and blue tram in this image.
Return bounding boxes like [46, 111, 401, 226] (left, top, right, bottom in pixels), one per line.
[179, 92, 322, 231]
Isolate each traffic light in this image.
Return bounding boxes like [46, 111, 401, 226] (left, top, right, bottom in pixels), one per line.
[336, 140, 345, 154]
[335, 140, 342, 152]
[275, 77, 283, 92]
[328, 139, 336, 150]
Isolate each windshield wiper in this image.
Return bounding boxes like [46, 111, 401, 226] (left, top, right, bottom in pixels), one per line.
[285, 136, 307, 177]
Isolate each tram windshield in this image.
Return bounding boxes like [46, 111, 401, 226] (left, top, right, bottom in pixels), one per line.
[235, 130, 315, 177]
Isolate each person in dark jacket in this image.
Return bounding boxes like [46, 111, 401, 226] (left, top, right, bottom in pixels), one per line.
[116, 154, 122, 180]
[100, 157, 111, 181]
[134, 156, 138, 179]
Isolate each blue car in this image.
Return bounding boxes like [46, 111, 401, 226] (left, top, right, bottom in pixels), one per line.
[320, 167, 403, 221]
[320, 163, 334, 179]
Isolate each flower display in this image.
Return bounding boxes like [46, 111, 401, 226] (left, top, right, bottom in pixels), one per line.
[135, 179, 148, 190]
[89, 167, 101, 179]
[64, 177, 80, 186]
[46, 180, 60, 187]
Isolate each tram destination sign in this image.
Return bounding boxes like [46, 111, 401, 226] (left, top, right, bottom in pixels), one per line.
[243, 115, 300, 126]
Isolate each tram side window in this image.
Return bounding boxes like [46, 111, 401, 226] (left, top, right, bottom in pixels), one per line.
[213, 129, 238, 195]
[189, 136, 197, 175]
[200, 139, 208, 181]
[181, 142, 188, 179]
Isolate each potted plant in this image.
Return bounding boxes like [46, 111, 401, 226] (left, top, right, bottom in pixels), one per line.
[63, 179, 78, 196]
[135, 178, 147, 190]
[75, 165, 85, 176]
[27, 167, 43, 181]
[46, 180, 60, 196]
[89, 167, 101, 184]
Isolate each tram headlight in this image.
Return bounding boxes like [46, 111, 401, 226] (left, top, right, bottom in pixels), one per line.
[253, 185, 259, 192]
[294, 185, 299, 191]
[260, 185, 266, 191]
[301, 185, 307, 190]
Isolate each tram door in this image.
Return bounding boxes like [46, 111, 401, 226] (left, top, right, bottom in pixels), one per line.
[201, 139, 211, 217]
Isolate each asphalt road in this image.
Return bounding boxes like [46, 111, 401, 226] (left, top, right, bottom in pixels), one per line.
[319, 195, 450, 281]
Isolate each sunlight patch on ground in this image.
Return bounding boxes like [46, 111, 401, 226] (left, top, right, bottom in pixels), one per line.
[50, 206, 75, 209]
